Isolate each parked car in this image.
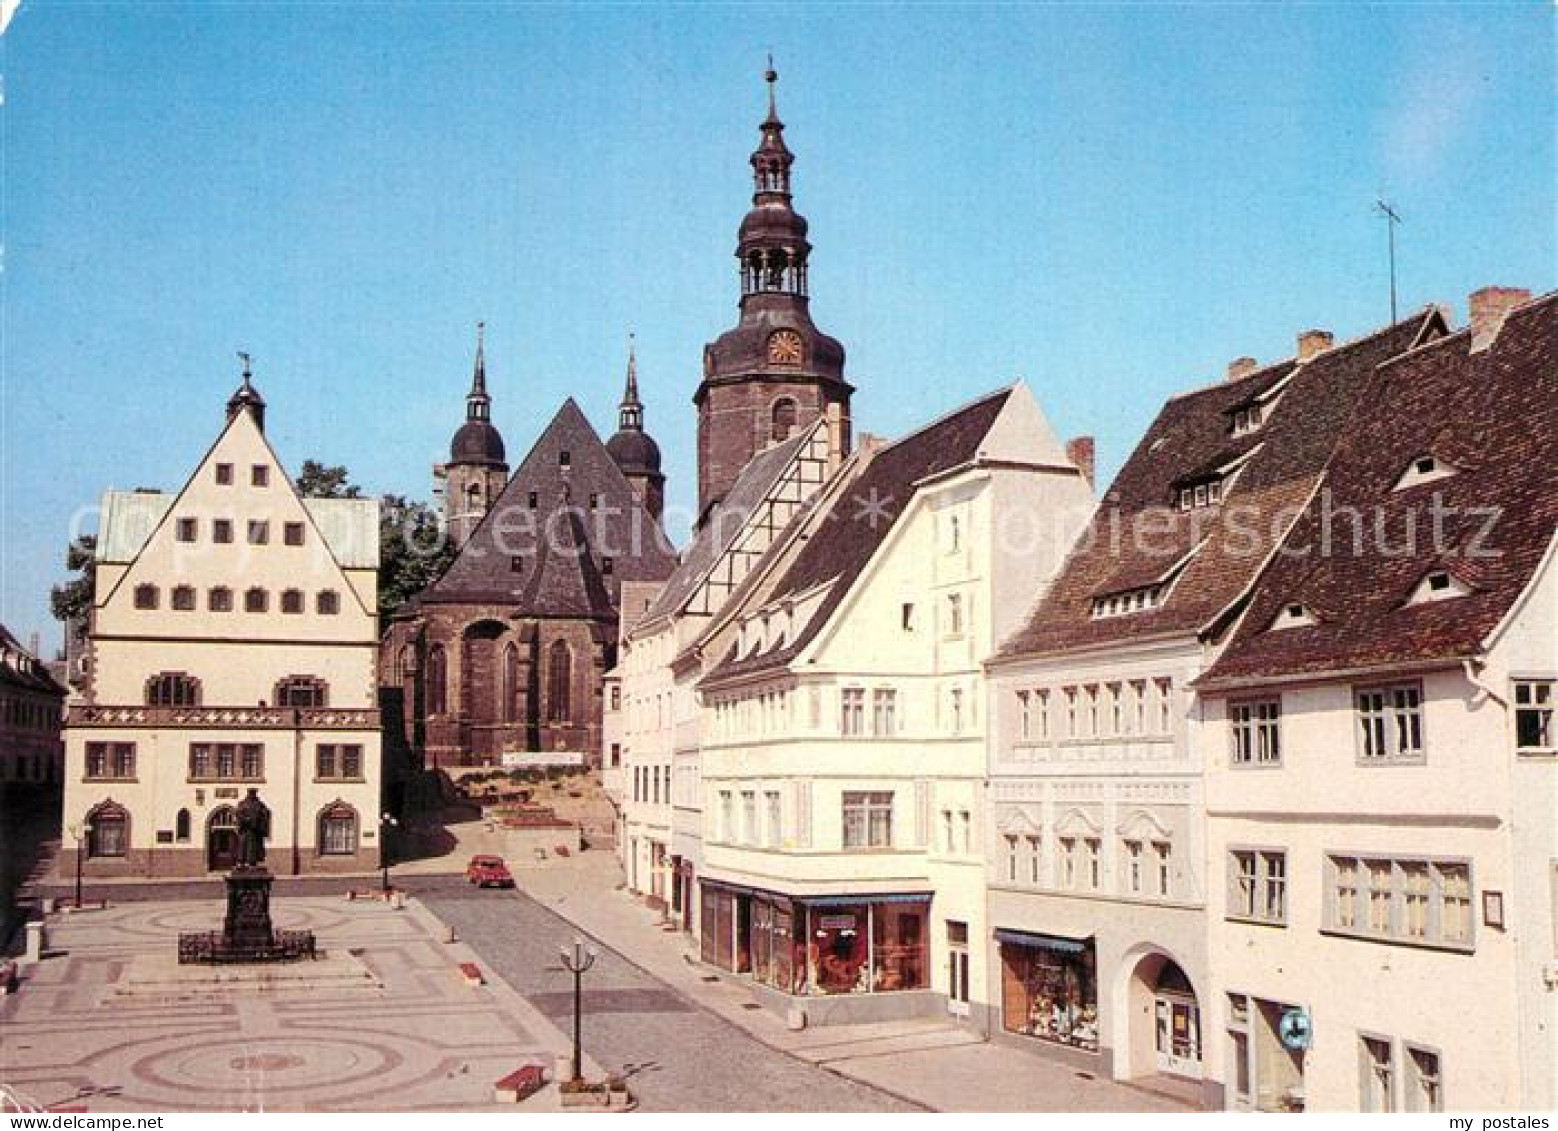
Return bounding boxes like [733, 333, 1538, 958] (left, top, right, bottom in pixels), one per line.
[465, 854, 515, 888]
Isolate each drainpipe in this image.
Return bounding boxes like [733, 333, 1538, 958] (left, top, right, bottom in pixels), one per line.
[1462, 658, 1506, 708]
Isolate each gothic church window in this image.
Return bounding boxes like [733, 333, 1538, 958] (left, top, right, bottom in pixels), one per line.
[547, 640, 572, 723]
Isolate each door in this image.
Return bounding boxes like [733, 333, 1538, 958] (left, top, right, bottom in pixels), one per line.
[1155, 994, 1203, 1078]
[206, 807, 239, 871]
[946, 920, 970, 1018]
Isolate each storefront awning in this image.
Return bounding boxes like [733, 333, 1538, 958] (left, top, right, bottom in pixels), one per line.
[993, 928, 1092, 955]
[801, 893, 933, 907]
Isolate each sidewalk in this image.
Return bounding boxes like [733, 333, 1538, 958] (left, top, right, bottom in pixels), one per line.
[520, 850, 1195, 1113]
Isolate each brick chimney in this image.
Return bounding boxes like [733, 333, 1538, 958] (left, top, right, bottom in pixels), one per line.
[1066, 436, 1096, 488]
[1296, 329, 1334, 361]
[1226, 357, 1259, 382]
[1469, 286, 1531, 352]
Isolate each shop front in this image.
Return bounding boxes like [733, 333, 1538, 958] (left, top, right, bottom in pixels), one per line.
[996, 928, 1100, 1054]
[699, 882, 934, 1020]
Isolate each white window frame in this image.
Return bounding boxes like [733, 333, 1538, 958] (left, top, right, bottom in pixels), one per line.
[842, 791, 893, 850]
[1354, 682, 1425, 764]
[1513, 678, 1555, 755]
[1230, 698, 1282, 767]
[1404, 1042, 1444, 1112]
[1324, 853, 1474, 951]
[1227, 847, 1287, 925]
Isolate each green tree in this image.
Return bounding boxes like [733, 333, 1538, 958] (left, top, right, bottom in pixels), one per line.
[50, 534, 97, 623]
[294, 460, 361, 500]
[379, 493, 456, 619]
[295, 461, 452, 622]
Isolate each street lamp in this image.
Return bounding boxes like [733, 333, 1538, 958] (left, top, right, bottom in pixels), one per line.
[67, 822, 92, 909]
[558, 937, 598, 1084]
[379, 813, 399, 895]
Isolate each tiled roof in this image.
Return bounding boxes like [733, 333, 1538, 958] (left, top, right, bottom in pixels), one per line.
[639, 426, 815, 627]
[0, 623, 65, 697]
[1199, 292, 1558, 687]
[994, 310, 1446, 661]
[422, 398, 676, 611]
[704, 386, 1016, 683]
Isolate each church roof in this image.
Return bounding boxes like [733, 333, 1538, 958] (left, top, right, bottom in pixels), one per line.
[0, 623, 65, 698]
[1198, 291, 1558, 688]
[421, 397, 676, 611]
[993, 308, 1447, 662]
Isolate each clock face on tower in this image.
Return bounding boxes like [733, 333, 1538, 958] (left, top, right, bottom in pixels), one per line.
[766, 329, 804, 366]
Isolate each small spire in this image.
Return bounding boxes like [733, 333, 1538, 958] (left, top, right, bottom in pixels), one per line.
[619, 332, 643, 432]
[227, 349, 266, 430]
[764, 54, 779, 122]
[471, 321, 487, 397]
[238, 350, 253, 385]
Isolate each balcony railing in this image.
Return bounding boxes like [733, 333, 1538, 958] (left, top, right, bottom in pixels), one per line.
[67, 704, 379, 731]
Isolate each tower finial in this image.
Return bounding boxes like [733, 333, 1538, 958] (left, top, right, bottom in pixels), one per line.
[237, 350, 252, 384]
[764, 54, 779, 120]
[471, 321, 488, 398]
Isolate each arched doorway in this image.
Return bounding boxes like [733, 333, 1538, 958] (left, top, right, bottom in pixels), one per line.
[1122, 950, 1202, 1083]
[207, 806, 238, 871]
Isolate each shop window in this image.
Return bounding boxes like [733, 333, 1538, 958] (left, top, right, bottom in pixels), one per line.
[870, 901, 927, 992]
[999, 935, 1098, 1051]
[809, 904, 869, 994]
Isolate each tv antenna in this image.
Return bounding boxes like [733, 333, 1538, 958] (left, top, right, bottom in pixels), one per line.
[1374, 197, 1402, 322]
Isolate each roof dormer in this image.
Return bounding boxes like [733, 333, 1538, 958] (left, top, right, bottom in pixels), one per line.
[1393, 453, 1461, 492]
[1405, 569, 1474, 607]
[1267, 602, 1319, 631]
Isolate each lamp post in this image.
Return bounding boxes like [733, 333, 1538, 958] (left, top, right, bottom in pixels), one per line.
[379, 813, 399, 895]
[558, 937, 597, 1084]
[67, 822, 92, 909]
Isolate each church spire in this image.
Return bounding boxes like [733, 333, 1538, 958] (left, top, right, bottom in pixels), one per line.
[466, 321, 491, 422]
[618, 332, 644, 432]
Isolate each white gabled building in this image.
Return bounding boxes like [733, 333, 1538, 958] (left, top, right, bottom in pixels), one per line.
[696, 384, 1092, 1026]
[1195, 288, 1557, 1113]
[611, 421, 835, 929]
[983, 309, 1447, 1102]
[62, 368, 383, 880]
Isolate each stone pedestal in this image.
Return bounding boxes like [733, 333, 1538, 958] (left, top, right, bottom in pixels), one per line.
[223, 865, 275, 950]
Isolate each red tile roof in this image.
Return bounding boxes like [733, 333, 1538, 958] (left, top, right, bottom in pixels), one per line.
[993, 310, 1447, 662]
[1198, 292, 1558, 688]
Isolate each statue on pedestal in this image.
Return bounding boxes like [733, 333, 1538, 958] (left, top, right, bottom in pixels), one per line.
[235, 787, 271, 868]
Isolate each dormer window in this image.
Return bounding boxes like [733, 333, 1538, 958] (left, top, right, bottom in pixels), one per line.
[1393, 453, 1461, 492]
[1268, 603, 1319, 630]
[1176, 477, 1223, 510]
[1406, 569, 1473, 606]
[1231, 404, 1263, 436]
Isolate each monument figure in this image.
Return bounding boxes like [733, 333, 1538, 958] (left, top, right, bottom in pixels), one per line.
[234, 787, 271, 867]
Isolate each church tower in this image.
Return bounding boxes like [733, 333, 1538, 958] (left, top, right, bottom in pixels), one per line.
[606, 336, 665, 526]
[440, 323, 509, 548]
[696, 63, 852, 518]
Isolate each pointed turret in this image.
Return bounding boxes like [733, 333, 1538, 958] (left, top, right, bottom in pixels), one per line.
[442, 323, 510, 548]
[606, 335, 665, 525]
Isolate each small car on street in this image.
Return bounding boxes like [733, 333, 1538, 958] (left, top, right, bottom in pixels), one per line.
[465, 854, 515, 889]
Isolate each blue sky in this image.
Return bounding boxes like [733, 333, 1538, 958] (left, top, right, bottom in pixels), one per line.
[2, 2, 1553, 653]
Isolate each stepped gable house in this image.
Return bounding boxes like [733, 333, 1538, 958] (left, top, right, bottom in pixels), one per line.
[384, 338, 676, 768]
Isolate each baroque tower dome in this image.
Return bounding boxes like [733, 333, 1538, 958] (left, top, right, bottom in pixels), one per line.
[695, 62, 852, 518]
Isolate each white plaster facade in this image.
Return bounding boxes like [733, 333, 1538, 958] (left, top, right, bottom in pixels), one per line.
[1201, 541, 1558, 1112]
[62, 393, 383, 879]
[698, 385, 1093, 1024]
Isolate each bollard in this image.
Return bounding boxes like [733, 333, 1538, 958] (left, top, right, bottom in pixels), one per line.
[23, 921, 45, 964]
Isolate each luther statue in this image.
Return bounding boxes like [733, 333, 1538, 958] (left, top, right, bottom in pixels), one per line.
[235, 788, 271, 868]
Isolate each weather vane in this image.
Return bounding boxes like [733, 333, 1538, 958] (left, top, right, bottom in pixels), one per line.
[237, 350, 252, 380]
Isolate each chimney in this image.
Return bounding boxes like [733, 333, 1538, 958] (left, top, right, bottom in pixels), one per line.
[1226, 357, 1259, 382]
[1296, 330, 1334, 361]
[1066, 436, 1096, 488]
[1469, 286, 1531, 351]
[28, 633, 40, 660]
